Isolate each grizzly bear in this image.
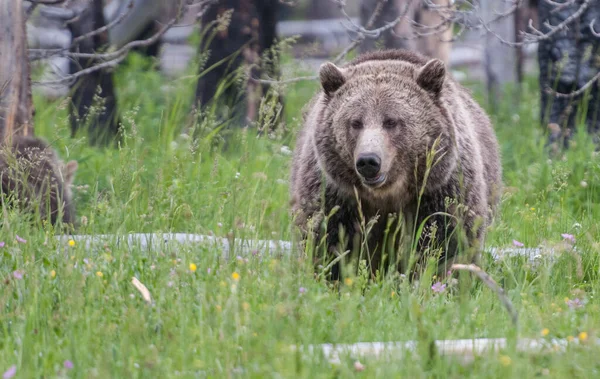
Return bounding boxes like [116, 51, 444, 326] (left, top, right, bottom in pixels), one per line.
[0, 136, 78, 228]
[290, 49, 502, 281]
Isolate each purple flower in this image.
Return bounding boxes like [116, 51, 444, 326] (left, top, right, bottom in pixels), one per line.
[83, 258, 90, 265]
[566, 298, 584, 310]
[0, 242, 5, 248]
[15, 235, 26, 244]
[207, 268, 211, 274]
[299, 287, 307, 294]
[63, 360, 74, 370]
[251, 250, 259, 256]
[2, 365, 16, 379]
[431, 282, 446, 293]
[12, 271, 23, 280]
[236, 255, 243, 262]
[512, 240, 524, 248]
[561, 233, 576, 243]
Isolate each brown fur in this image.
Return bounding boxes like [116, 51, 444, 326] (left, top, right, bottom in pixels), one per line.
[290, 49, 502, 280]
[0, 136, 78, 228]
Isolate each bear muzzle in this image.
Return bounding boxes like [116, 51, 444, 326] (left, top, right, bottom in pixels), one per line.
[356, 153, 386, 187]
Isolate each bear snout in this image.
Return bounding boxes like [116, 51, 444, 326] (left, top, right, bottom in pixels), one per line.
[356, 153, 382, 180]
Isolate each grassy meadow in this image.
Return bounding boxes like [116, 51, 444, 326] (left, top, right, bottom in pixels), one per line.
[1, 51, 600, 378]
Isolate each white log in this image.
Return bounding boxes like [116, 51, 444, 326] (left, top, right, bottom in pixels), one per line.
[55, 233, 558, 264]
[292, 337, 597, 364]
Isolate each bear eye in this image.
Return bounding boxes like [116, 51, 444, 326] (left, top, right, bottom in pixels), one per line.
[350, 120, 363, 129]
[383, 119, 398, 129]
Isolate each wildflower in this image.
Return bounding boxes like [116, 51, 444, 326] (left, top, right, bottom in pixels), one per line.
[68, 239, 76, 247]
[566, 298, 584, 310]
[189, 263, 197, 273]
[280, 146, 292, 156]
[50, 270, 56, 279]
[2, 365, 16, 379]
[217, 222, 223, 228]
[12, 271, 23, 280]
[167, 281, 174, 288]
[96, 271, 103, 278]
[232, 272, 240, 281]
[15, 235, 26, 243]
[215, 305, 222, 312]
[64, 360, 74, 370]
[580, 181, 588, 188]
[207, 268, 211, 274]
[512, 240, 524, 248]
[251, 250, 258, 256]
[391, 291, 396, 298]
[299, 287, 307, 294]
[236, 255, 244, 262]
[499, 355, 511, 367]
[579, 331, 588, 342]
[567, 335, 574, 342]
[561, 233, 575, 243]
[431, 282, 446, 293]
[242, 302, 250, 311]
[530, 207, 535, 211]
[344, 278, 353, 286]
[0, 242, 4, 248]
[354, 361, 365, 372]
[541, 328, 549, 337]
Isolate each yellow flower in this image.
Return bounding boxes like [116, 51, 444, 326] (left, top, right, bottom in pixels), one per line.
[530, 207, 535, 211]
[189, 263, 197, 272]
[344, 278, 353, 286]
[579, 331, 588, 342]
[232, 272, 240, 281]
[242, 302, 250, 311]
[499, 355, 511, 367]
[68, 239, 75, 247]
[50, 270, 56, 279]
[541, 328, 550, 337]
[215, 305, 222, 312]
[96, 271, 103, 278]
[391, 291, 396, 298]
[567, 335, 574, 342]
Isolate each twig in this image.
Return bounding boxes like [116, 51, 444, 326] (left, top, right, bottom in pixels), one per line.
[548, 71, 600, 99]
[451, 264, 518, 327]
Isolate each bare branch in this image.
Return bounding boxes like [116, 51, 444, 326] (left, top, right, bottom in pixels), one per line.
[548, 70, 600, 99]
[451, 264, 518, 327]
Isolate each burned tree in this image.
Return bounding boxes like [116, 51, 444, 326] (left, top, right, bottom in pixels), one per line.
[195, 0, 282, 129]
[538, 0, 600, 149]
[0, 0, 35, 141]
[67, 0, 121, 147]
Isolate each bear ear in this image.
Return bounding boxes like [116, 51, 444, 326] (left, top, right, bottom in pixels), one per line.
[319, 62, 345, 96]
[63, 160, 78, 186]
[415, 59, 446, 95]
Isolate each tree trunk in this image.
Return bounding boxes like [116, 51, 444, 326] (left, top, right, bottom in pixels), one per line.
[538, 0, 600, 151]
[196, 0, 282, 130]
[0, 0, 35, 142]
[68, 0, 120, 146]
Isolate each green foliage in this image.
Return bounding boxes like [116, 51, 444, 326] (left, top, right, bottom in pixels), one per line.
[1, 53, 599, 377]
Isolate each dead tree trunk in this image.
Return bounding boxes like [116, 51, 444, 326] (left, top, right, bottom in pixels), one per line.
[0, 0, 35, 142]
[538, 0, 600, 151]
[195, 0, 282, 130]
[68, 0, 120, 146]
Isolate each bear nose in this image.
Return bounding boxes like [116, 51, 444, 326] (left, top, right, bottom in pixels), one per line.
[355, 153, 381, 179]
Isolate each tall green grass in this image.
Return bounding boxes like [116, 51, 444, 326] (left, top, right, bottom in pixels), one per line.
[0, 52, 598, 377]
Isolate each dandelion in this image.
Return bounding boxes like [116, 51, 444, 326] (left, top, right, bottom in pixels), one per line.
[499, 355, 511, 367]
[50, 270, 56, 279]
[12, 271, 23, 280]
[579, 331, 588, 342]
[96, 271, 103, 278]
[2, 365, 16, 379]
[15, 235, 26, 243]
[512, 240, 524, 248]
[232, 272, 240, 281]
[561, 233, 576, 243]
[530, 207, 535, 211]
[541, 328, 550, 337]
[68, 239, 76, 247]
[431, 282, 446, 293]
[63, 360, 74, 370]
[299, 287, 307, 294]
[344, 278, 353, 286]
[189, 263, 197, 273]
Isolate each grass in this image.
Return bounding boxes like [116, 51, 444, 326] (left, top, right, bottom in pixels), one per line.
[1, 52, 600, 378]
